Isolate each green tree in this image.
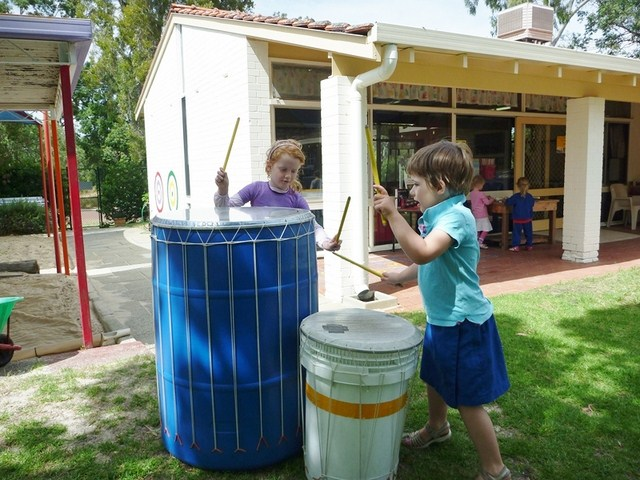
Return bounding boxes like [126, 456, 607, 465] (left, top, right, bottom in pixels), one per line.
[3, 0, 78, 16]
[570, 0, 640, 58]
[99, 123, 147, 221]
[2, 0, 255, 221]
[0, 123, 42, 197]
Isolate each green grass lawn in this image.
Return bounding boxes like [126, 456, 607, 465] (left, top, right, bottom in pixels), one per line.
[0, 268, 638, 479]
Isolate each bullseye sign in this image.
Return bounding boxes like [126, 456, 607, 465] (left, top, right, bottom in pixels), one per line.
[167, 171, 178, 210]
[154, 172, 164, 212]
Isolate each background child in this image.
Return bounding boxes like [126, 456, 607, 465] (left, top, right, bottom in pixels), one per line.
[214, 139, 341, 251]
[505, 176, 535, 252]
[469, 175, 494, 249]
[373, 140, 511, 480]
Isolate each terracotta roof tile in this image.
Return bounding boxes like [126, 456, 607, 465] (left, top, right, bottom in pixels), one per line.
[292, 18, 312, 28]
[308, 20, 331, 30]
[168, 3, 373, 36]
[277, 18, 296, 26]
[325, 22, 349, 32]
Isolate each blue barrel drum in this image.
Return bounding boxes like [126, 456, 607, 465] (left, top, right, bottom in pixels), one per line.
[151, 207, 318, 470]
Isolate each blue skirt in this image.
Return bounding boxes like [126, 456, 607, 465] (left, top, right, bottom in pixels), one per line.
[420, 315, 510, 408]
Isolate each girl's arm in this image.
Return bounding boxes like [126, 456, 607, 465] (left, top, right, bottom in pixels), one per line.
[382, 263, 418, 285]
[214, 192, 244, 207]
[314, 222, 341, 251]
[215, 168, 229, 196]
[373, 186, 452, 265]
[214, 168, 246, 207]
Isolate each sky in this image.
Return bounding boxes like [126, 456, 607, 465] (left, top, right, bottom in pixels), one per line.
[250, 0, 496, 37]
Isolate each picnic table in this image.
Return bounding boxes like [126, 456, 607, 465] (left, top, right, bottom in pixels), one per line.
[489, 199, 558, 250]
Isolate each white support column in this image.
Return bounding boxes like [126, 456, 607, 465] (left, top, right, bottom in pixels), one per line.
[562, 97, 605, 263]
[246, 40, 273, 179]
[321, 76, 357, 301]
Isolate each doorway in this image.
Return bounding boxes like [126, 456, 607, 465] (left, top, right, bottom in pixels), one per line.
[515, 117, 566, 230]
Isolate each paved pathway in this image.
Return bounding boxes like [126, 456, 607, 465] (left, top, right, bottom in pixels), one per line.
[5, 219, 639, 372]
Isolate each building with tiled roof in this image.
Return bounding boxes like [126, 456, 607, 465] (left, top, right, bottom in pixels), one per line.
[137, 3, 640, 304]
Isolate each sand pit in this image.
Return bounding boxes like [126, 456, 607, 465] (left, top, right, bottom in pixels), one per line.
[0, 234, 103, 360]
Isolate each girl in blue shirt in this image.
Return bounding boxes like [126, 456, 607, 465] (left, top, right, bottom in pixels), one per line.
[505, 176, 535, 251]
[374, 140, 511, 480]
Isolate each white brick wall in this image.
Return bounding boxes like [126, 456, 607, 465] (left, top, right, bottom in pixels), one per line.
[246, 39, 272, 179]
[143, 28, 186, 216]
[562, 97, 605, 263]
[321, 76, 362, 301]
[180, 27, 251, 209]
[143, 26, 274, 216]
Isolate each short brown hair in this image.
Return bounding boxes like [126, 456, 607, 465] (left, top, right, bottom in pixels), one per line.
[406, 140, 474, 195]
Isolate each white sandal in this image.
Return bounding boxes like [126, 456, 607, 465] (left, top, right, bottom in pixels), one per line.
[401, 421, 451, 449]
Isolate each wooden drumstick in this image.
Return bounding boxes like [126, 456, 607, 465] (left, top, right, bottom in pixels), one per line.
[365, 126, 387, 225]
[332, 251, 384, 278]
[335, 196, 351, 243]
[222, 117, 240, 171]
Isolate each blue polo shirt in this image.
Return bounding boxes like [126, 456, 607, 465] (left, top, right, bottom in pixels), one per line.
[417, 194, 493, 327]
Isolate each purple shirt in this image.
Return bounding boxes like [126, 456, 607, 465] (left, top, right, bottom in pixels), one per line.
[214, 181, 330, 247]
[236, 181, 310, 209]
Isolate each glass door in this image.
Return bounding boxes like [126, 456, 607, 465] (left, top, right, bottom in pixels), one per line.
[515, 117, 566, 229]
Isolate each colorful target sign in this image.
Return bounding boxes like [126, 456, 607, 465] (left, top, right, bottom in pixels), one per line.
[154, 172, 164, 212]
[167, 171, 178, 210]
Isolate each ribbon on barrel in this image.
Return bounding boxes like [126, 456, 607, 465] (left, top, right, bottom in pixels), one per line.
[306, 383, 408, 419]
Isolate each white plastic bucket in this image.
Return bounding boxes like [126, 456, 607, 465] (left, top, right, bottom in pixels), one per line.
[300, 309, 423, 480]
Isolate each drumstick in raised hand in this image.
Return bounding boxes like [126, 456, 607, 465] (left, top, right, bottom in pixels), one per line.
[222, 117, 240, 171]
[334, 196, 351, 243]
[365, 126, 387, 225]
[332, 251, 383, 278]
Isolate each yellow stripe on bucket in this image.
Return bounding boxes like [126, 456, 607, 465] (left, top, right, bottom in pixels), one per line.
[306, 383, 408, 419]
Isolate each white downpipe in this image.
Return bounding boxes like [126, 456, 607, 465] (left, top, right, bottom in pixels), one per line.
[349, 44, 398, 293]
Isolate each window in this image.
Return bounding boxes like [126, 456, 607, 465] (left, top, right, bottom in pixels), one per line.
[373, 82, 451, 107]
[271, 65, 330, 101]
[525, 94, 567, 113]
[457, 116, 515, 191]
[457, 89, 519, 111]
[372, 111, 452, 193]
[603, 123, 629, 185]
[274, 108, 322, 190]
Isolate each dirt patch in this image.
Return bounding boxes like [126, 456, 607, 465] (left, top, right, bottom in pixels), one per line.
[0, 234, 102, 358]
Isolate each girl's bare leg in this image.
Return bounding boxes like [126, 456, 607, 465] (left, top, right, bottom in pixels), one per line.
[401, 384, 450, 448]
[458, 405, 507, 478]
[426, 384, 448, 429]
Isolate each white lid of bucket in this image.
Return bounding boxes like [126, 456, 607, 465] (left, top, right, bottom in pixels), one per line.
[151, 207, 314, 229]
[300, 308, 423, 353]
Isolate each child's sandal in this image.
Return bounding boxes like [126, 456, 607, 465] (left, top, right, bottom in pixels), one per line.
[401, 421, 451, 449]
[476, 466, 511, 480]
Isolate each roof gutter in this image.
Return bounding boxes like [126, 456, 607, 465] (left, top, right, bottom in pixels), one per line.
[349, 44, 398, 294]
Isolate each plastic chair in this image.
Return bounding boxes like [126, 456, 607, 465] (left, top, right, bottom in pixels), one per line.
[607, 183, 640, 230]
[632, 195, 640, 230]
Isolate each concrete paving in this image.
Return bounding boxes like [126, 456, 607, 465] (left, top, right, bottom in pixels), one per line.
[78, 226, 154, 344]
[79, 222, 640, 347]
[80, 224, 349, 345]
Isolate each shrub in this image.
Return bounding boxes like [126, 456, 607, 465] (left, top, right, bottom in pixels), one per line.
[0, 201, 46, 235]
[99, 159, 147, 221]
